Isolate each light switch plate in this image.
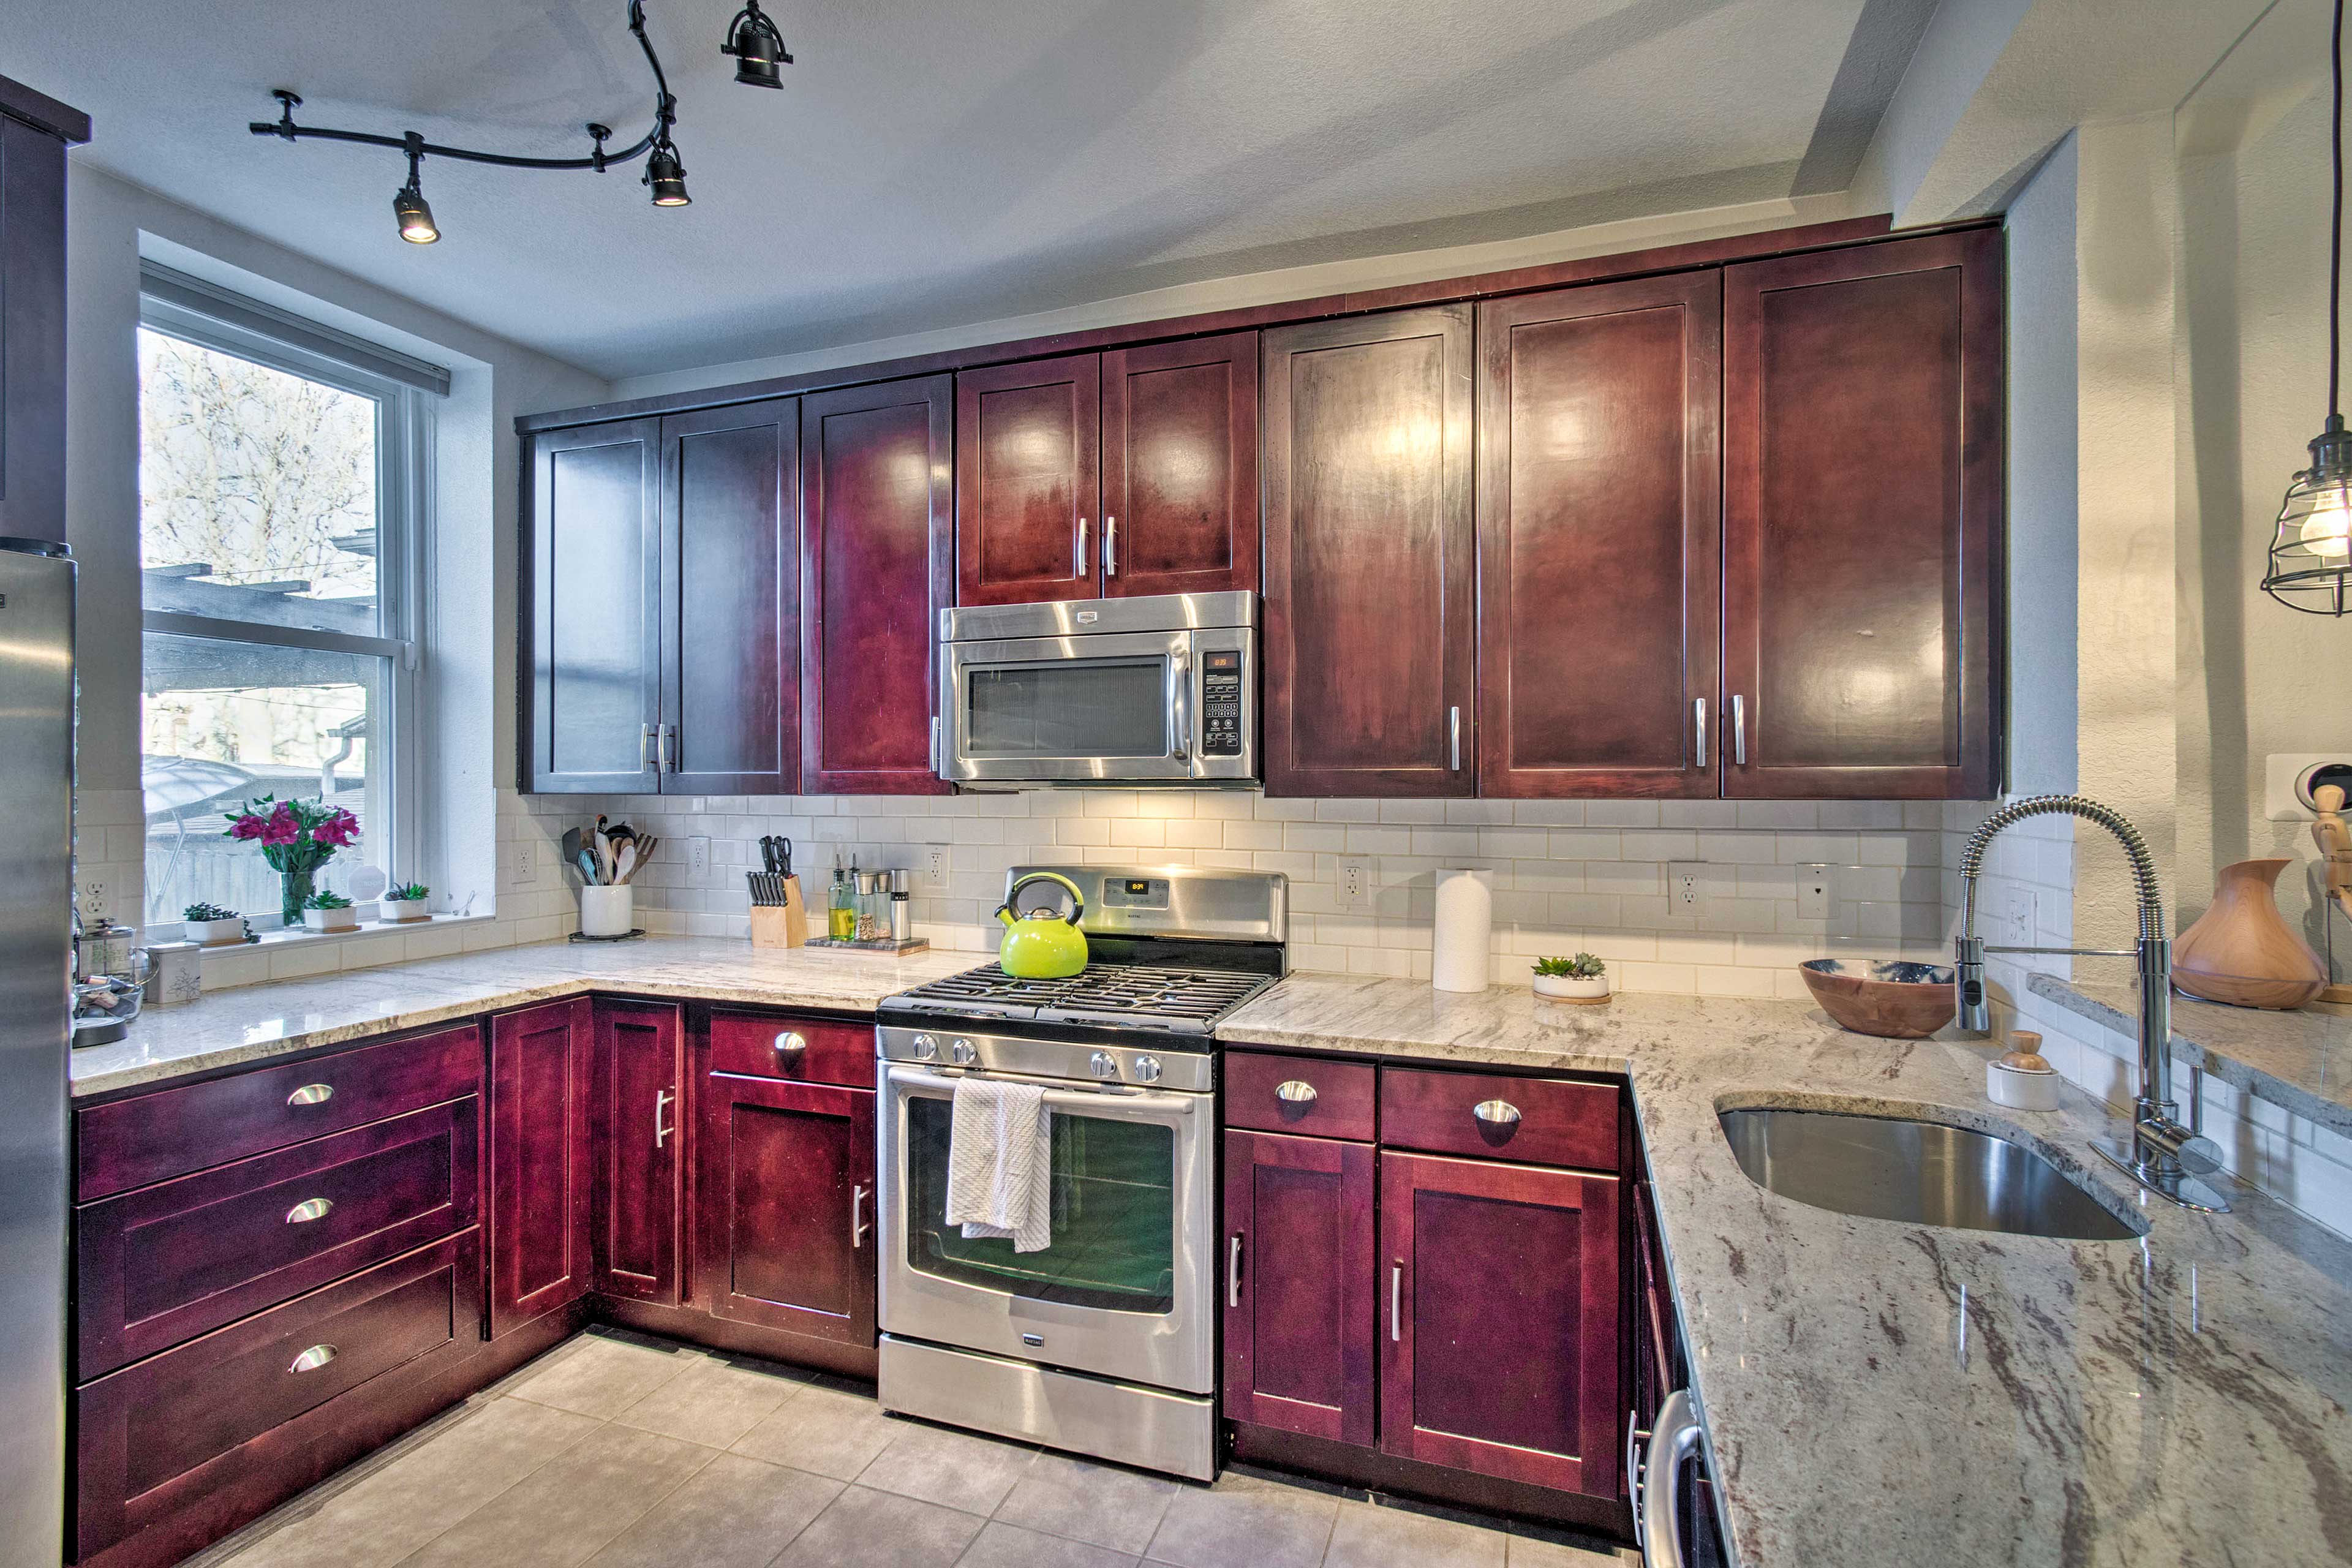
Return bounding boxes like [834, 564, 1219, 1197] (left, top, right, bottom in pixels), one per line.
[1998, 886, 2038, 948]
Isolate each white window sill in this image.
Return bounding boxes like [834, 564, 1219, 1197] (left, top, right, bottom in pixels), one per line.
[171, 914, 497, 980]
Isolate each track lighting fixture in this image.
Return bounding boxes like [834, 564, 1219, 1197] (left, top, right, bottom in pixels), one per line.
[249, 1, 785, 245]
[722, 1, 793, 89]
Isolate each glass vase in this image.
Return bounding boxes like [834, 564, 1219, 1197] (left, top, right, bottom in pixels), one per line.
[281, 866, 316, 927]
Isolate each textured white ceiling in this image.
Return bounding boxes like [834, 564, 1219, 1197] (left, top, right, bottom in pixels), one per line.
[2, 0, 1920, 379]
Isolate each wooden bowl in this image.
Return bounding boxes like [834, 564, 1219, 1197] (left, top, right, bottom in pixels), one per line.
[1800, 959, 1956, 1039]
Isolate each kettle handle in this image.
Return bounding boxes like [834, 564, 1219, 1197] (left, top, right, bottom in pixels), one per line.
[996, 871, 1085, 927]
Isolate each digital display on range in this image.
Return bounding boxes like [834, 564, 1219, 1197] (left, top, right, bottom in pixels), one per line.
[1200, 650, 1243, 757]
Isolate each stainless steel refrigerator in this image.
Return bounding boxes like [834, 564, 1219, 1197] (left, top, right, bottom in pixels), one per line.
[0, 536, 72, 1561]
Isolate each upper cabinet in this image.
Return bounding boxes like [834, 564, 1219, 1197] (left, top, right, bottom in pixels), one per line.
[1477, 274, 1721, 799]
[1262, 306, 1476, 798]
[1101, 333, 1259, 598]
[957, 337, 1260, 606]
[0, 78, 86, 546]
[526, 401, 799, 794]
[801, 376, 956, 794]
[1722, 228, 2003, 799]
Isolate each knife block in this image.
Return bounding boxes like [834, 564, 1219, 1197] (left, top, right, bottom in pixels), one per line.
[750, 878, 808, 949]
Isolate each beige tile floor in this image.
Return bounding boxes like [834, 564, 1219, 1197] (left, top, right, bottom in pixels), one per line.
[182, 1329, 1634, 1568]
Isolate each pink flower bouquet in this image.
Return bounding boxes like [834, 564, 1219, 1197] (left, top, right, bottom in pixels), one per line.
[223, 795, 361, 925]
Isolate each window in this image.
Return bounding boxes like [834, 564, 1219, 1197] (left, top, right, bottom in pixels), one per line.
[137, 268, 442, 927]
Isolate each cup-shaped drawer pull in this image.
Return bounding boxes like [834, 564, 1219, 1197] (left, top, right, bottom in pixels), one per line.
[1274, 1080, 1319, 1105]
[285, 1083, 335, 1107]
[774, 1031, 808, 1055]
[285, 1197, 336, 1225]
[1472, 1099, 1521, 1126]
[288, 1343, 338, 1374]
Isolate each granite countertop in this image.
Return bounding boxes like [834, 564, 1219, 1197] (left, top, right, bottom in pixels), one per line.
[1218, 976, 2352, 1568]
[2031, 972, 2352, 1138]
[70, 938, 979, 1098]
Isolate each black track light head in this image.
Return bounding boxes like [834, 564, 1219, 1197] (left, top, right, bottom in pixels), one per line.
[722, 1, 791, 88]
[393, 140, 439, 243]
[645, 141, 690, 206]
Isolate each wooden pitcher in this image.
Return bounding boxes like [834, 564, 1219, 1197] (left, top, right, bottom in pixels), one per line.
[2172, 858, 2326, 1010]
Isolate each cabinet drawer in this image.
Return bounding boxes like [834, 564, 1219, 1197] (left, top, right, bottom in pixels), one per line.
[78, 1099, 480, 1378]
[78, 1025, 484, 1200]
[1225, 1051, 1375, 1140]
[707, 1011, 874, 1088]
[1378, 1068, 1618, 1170]
[75, 1231, 484, 1564]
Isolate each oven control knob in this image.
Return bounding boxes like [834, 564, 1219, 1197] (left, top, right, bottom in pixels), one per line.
[910, 1033, 939, 1061]
[1133, 1055, 1163, 1084]
[949, 1038, 978, 1066]
[1090, 1050, 1119, 1080]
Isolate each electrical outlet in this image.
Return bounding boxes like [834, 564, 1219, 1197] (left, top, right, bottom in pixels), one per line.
[686, 835, 712, 883]
[1667, 862, 1705, 911]
[1999, 886, 2038, 948]
[1796, 864, 1834, 922]
[505, 842, 536, 888]
[1336, 858, 1371, 910]
[921, 846, 950, 892]
[77, 879, 108, 922]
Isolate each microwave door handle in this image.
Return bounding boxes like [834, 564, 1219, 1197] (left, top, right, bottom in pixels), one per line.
[1170, 645, 1193, 764]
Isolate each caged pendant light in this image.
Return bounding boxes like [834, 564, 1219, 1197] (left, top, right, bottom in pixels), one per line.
[2266, 0, 2352, 614]
[249, 1, 789, 244]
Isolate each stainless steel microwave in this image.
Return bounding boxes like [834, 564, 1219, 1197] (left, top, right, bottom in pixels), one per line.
[936, 592, 1257, 787]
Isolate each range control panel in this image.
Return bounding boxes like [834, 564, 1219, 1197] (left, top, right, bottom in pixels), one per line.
[1200, 649, 1243, 758]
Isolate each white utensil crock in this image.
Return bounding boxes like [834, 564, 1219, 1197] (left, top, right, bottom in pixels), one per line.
[579, 884, 634, 938]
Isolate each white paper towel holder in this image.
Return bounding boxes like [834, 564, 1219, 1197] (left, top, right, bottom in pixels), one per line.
[1431, 867, 1493, 994]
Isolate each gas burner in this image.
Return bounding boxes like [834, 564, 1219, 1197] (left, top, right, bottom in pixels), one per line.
[886, 960, 1276, 1036]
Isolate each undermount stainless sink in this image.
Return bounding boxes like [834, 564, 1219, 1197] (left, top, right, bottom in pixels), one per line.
[1719, 1107, 2143, 1242]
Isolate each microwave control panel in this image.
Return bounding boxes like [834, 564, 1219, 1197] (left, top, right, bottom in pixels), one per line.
[1200, 650, 1243, 758]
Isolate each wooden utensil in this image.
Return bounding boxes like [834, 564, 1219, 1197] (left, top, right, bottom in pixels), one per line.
[2313, 785, 2352, 1005]
[619, 835, 656, 886]
[612, 842, 638, 886]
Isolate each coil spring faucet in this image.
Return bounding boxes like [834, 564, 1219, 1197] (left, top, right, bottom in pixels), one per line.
[1956, 794, 2230, 1212]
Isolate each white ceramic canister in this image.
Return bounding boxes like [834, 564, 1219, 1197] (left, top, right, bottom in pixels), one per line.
[579, 884, 635, 938]
[1431, 868, 1493, 994]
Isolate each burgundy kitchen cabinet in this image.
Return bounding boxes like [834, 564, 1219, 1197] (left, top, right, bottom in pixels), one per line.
[527, 418, 664, 794]
[1379, 1151, 1621, 1498]
[694, 1068, 876, 1347]
[660, 398, 801, 794]
[800, 375, 955, 794]
[0, 77, 85, 545]
[1722, 227, 2003, 799]
[1262, 306, 1476, 797]
[1100, 332, 1259, 598]
[1222, 1129, 1376, 1448]
[591, 1001, 686, 1306]
[488, 999, 593, 1336]
[957, 353, 1101, 605]
[1476, 274, 1722, 798]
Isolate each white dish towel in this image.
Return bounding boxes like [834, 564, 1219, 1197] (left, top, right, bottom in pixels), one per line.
[943, 1077, 1053, 1253]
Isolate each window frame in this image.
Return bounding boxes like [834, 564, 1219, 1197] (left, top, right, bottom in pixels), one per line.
[136, 290, 435, 926]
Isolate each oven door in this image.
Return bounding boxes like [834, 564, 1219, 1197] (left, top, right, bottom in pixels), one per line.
[876, 1063, 1215, 1394]
[941, 628, 1254, 786]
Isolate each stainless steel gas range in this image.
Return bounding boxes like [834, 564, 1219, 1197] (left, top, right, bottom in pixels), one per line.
[873, 865, 1287, 1480]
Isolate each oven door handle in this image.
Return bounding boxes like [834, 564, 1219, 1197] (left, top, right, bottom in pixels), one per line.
[885, 1063, 1199, 1115]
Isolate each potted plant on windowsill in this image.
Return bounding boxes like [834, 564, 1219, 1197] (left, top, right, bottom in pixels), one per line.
[224, 794, 361, 925]
[301, 890, 358, 933]
[382, 882, 430, 923]
[182, 902, 249, 947]
[1532, 952, 1610, 1005]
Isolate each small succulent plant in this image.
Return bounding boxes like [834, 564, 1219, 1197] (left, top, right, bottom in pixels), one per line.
[387, 882, 429, 902]
[182, 902, 240, 922]
[303, 890, 354, 911]
[1532, 952, 1606, 979]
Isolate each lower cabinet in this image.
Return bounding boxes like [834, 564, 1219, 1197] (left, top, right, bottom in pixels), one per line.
[488, 998, 593, 1335]
[695, 1069, 876, 1345]
[592, 1000, 687, 1305]
[1380, 1151, 1620, 1496]
[1222, 1129, 1376, 1447]
[1221, 1052, 1626, 1518]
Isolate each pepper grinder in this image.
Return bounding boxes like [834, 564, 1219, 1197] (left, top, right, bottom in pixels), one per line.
[888, 867, 913, 944]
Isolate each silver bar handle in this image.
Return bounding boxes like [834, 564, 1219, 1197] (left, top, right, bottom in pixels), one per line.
[886, 1064, 1199, 1117]
[929, 716, 942, 773]
[1692, 698, 1707, 767]
[654, 1088, 674, 1148]
[1390, 1261, 1403, 1342]
[1170, 645, 1192, 763]
[851, 1183, 870, 1248]
[1449, 706, 1462, 771]
[1106, 514, 1118, 576]
[1076, 516, 1090, 578]
[1730, 696, 1746, 766]
[1227, 1234, 1243, 1308]
[1626, 1409, 1651, 1548]
[1640, 1390, 1703, 1568]
[640, 722, 654, 769]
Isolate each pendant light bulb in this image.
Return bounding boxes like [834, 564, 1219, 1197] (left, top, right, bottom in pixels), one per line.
[645, 141, 690, 206]
[2267, 0, 2352, 612]
[722, 1, 791, 89]
[393, 172, 438, 244]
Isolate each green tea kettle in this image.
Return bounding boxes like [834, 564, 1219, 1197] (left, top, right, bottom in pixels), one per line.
[995, 872, 1088, 979]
